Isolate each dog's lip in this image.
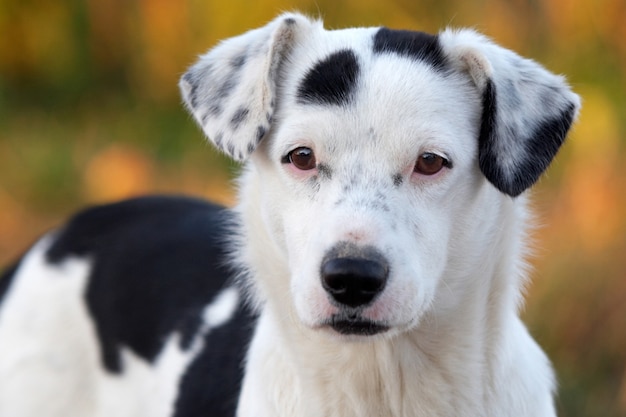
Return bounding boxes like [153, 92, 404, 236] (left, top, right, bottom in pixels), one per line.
[327, 316, 389, 336]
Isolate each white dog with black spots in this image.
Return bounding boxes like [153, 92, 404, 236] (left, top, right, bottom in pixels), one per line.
[0, 12, 579, 417]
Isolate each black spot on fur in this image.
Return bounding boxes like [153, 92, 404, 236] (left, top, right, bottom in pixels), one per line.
[45, 196, 242, 373]
[317, 164, 333, 180]
[256, 125, 267, 142]
[373, 28, 447, 71]
[217, 76, 237, 99]
[208, 104, 223, 116]
[478, 79, 576, 197]
[230, 52, 247, 69]
[284, 17, 296, 25]
[0, 261, 20, 304]
[392, 174, 403, 187]
[230, 107, 250, 129]
[297, 49, 360, 106]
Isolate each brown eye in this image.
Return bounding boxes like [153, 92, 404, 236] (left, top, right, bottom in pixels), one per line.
[285, 147, 316, 170]
[414, 152, 449, 175]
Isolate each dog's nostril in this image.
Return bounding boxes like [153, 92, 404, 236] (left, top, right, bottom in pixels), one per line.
[321, 257, 388, 308]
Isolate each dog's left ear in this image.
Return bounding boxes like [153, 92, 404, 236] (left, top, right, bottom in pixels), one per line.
[179, 13, 314, 161]
[440, 30, 581, 197]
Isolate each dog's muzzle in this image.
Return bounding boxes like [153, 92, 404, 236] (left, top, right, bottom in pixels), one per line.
[320, 242, 389, 335]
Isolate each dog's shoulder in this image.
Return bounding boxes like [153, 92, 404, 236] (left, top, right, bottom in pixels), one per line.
[42, 196, 241, 370]
[0, 195, 253, 416]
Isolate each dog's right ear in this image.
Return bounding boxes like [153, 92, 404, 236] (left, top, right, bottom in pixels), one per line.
[179, 13, 314, 161]
[440, 30, 581, 197]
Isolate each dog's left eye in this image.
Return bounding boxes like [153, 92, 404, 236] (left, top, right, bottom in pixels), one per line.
[282, 147, 316, 171]
[414, 153, 450, 176]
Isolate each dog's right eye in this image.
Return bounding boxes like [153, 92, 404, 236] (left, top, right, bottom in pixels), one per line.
[282, 147, 316, 171]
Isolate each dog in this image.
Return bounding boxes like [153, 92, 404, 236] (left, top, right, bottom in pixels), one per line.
[0, 12, 579, 417]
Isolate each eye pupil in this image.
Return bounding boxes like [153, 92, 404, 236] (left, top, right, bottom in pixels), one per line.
[287, 147, 316, 170]
[414, 152, 448, 175]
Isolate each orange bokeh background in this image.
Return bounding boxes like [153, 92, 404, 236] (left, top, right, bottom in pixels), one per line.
[1, 1, 625, 415]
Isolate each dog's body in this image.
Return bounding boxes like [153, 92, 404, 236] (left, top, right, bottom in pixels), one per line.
[0, 12, 579, 417]
[0, 197, 251, 417]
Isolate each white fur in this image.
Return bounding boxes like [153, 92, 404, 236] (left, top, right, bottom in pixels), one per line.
[179, 13, 580, 417]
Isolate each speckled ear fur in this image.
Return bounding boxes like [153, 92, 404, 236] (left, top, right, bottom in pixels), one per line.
[179, 13, 313, 161]
[441, 30, 581, 196]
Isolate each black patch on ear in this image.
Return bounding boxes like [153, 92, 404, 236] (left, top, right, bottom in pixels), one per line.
[478, 79, 576, 197]
[256, 125, 267, 142]
[230, 107, 249, 129]
[230, 52, 247, 69]
[373, 28, 447, 71]
[297, 49, 360, 106]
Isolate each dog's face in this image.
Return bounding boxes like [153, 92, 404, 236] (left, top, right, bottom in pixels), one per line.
[180, 14, 579, 338]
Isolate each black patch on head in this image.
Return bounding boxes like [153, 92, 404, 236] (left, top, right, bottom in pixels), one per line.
[46, 196, 239, 373]
[392, 173, 403, 187]
[230, 107, 249, 129]
[373, 28, 447, 71]
[478, 79, 576, 197]
[284, 17, 296, 25]
[297, 49, 360, 106]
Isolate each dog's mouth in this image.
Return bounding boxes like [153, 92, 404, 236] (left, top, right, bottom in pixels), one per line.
[327, 316, 389, 336]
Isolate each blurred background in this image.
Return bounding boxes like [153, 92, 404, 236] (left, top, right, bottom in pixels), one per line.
[0, 0, 624, 415]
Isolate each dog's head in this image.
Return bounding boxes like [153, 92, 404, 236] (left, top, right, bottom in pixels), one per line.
[180, 13, 580, 338]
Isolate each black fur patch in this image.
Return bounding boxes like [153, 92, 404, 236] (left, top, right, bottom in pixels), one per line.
[0, 261, 20, 304]
[392, 173, 403, 187]
[478, 79, 576, 197]
[297, 49, 360, 106]
[45, 196, 246, 373]
[317, 163, 333, 180]
[256, 125, 267, 142]
[230, 52, 247, 69]
[230, 107, 250, 129]
[173, 305, 254, 417]
[373, 28, 447, 71]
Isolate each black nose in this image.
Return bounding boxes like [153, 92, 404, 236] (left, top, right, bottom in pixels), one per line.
[321, 252, 389, 308]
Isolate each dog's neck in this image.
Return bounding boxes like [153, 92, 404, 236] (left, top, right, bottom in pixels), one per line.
[234, 172, 553, 417]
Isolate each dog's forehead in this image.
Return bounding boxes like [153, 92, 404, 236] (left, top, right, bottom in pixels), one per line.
[283, 26, 448, 106]
[275, 25, 477, 163]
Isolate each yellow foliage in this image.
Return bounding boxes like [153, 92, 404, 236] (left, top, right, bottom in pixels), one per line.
[83, 144, 155, 203]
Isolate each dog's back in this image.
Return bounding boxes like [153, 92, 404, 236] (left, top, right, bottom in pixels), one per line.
[0, 196, 251, 417]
